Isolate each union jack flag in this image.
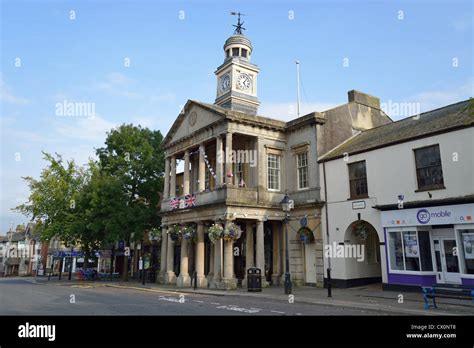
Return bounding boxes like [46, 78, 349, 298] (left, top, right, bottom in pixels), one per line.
[185, 194, 196, 208]
[170, 197, 179, 210]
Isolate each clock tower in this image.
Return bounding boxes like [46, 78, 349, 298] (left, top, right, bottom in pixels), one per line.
[214, 15, 260, 115]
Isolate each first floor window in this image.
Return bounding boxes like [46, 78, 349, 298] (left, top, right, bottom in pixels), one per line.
[348, 160, 368, 199]
[459, 229, 474, 274]
[297, 152, 309, 189]
[204, 168, 210, 190]
[235, 162, 244, 187]
[414, 144, 444, 190]
[267, 154, 281, 191]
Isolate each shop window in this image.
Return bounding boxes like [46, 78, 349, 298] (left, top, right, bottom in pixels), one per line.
[389, 230, 434, 272]
[348, 161, 368, 199]
[459, 229, 474, 274]
[389, 232, 404, 270]
[414, 144, 444, 190]
[418, 231, 433, 271]
[403, 231, 420, 271]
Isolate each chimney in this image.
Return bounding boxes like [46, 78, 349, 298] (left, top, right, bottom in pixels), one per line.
[348, 90, 380, 109]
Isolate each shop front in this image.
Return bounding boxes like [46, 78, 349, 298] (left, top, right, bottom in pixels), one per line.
[381, 203, 474, 289]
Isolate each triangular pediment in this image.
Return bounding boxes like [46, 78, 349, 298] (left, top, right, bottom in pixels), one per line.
[163, 100, 227, 146]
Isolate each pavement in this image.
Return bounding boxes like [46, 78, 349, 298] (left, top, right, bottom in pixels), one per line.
[25, 276, 474, 316]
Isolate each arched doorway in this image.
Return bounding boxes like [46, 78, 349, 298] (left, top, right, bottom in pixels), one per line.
[343, 220, 382, 287]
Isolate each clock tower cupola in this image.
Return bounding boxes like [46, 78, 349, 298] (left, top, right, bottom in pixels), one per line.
[214, 13, 260, 115]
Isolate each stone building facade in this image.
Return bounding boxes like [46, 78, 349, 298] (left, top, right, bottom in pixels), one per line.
[158, 26, 391, 290]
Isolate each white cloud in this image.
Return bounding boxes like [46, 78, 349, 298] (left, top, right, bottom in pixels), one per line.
[405, 81, 473, 113]
[259, 101, 339, 121]
[95, 72, 142, 99]
[0, 77, 29, 104]
[53, 113, 117, 142]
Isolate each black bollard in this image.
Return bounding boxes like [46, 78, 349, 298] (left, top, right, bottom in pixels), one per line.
[327, 268, 332, 298]
[142, 269, 146, 285]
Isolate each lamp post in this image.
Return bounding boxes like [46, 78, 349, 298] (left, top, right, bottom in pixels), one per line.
[281, 193, 293, 294]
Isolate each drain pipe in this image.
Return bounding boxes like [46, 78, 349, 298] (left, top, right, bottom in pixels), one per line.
[323, 161, 332, 297]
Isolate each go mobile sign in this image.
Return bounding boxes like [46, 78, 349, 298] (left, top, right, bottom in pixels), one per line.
[381, 203, 474, 227]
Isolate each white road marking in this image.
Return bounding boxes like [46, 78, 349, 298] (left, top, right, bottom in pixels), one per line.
[216, 305, 261, 314]
[158, 296, 185, 303]
[295, 312, 302, 315]
[270, 310, 285, 314]
[211, 302, 220, 305]
[194, 300, 204, 303]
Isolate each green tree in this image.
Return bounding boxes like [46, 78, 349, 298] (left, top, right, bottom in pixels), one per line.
[96, 124, 165, 280]
[14, 152, 86, 245]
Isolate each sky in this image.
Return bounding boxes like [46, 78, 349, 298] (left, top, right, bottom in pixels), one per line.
[0, 0, 472, 233]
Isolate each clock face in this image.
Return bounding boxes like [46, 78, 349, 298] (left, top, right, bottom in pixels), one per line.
[221, 74, 231, 92]
[237, 73, 252, 91]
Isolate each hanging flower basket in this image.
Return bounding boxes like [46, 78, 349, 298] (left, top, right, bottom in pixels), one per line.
[182, 225, 196, 242]
[148, 227, 162, 242]
[297, 228, 314, 244]
[353, 223, 369, 240]
[208, 223, 224, 244]
[223, 222, 242, 242]
[169, 224, 183, 242]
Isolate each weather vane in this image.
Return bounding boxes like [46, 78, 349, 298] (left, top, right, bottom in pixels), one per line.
[230, 12, 246, 34]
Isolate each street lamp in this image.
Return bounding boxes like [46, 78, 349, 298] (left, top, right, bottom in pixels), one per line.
[281, 193, 294, 295]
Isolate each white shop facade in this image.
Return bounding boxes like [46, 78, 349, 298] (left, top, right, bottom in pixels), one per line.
[381, 203, 474, 288]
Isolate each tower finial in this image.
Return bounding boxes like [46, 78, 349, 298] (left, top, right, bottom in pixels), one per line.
[230, 12, 246, 34]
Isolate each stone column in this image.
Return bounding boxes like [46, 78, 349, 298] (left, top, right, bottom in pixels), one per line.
[256, 220, 266, 286]
[165, 235, 176, 284]
[207, 243, 214, 282]
[222, 238, 236, 289]
[198, 144, 205, 192]
[158, 226, 168, 283]
[212, 239, 222, 288]
[272, 221, 281, 285]
[163, 157, 170, 199]
[170, 155, 176, 197]
[195, 222, 207, 287]
[216, 135, 223, 187]
[225, 132, 233, 185]
[243, 222, 254, 286]
[177, 237, 190, 287]
[183, 150, 190, 195]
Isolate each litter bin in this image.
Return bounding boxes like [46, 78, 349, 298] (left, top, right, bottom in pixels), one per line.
[247, 267, 262, 292]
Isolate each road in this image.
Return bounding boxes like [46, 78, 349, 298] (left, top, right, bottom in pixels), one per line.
[0, 277, 395, 316]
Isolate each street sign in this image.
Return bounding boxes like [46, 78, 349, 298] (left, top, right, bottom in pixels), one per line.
[139, 258, 143, 270]
[124, 247, 130, 256]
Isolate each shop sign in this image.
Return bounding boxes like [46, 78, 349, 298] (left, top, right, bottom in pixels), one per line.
[381, 203, 474, 227]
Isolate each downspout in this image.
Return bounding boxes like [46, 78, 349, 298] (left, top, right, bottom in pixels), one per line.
[323, 161, 332, 296]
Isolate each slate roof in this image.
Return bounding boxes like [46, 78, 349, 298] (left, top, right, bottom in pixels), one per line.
[319, 99, 473, 162]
